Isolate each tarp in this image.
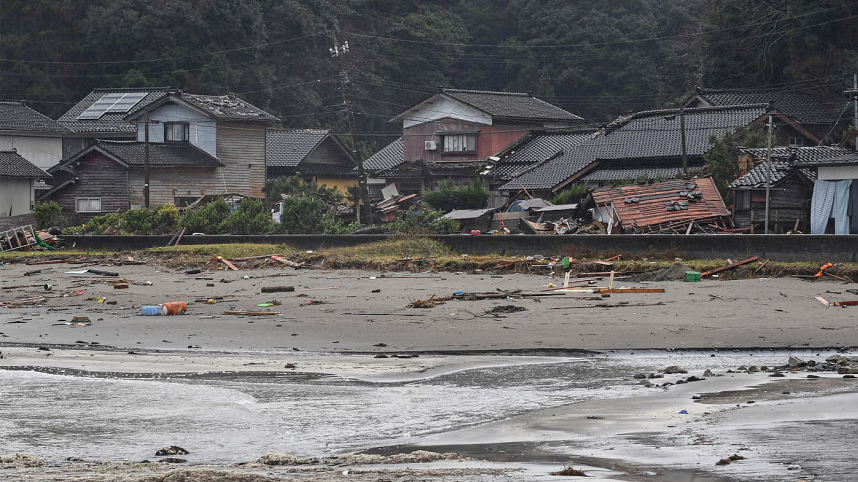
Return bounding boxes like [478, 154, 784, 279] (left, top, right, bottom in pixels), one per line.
[810, 180, 835, 234]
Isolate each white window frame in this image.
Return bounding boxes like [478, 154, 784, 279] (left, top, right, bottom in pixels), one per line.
[75, 197, 102, 213]
[443, 134, 477, 153]
[164, 122, 190, 143]
[788, 136, 803, 147]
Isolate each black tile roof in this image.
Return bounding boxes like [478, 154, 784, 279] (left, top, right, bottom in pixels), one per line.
[267, 129, 330, 168]
[500, 105, 769, 191]
[791, 151, 858, 167]
[580, 165, 699, 184]
[374, 160, 482, 179]
[740, 146, 852, 165]
[58, 87, 171, 134]
[692, 86, 840, 124]
[490, 130, 595, 181]
[60, 140, 224, 169]
[442, 89, 583, 122]
[171, 93, 278, 123]
[362, 137, 404, 173]
[0, 101, 67, 133]
[730, 159, 815, 189]
[0, 150, 50, 178]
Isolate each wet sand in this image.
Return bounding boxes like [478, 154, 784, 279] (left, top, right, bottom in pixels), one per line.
[2, 262, 858, 481]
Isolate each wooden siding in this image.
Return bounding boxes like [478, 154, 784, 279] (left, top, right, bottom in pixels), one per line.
[733, 178, 811, 233]
[403, 118, 529, 163]
[128, 167, 223, 208]
[216, 122, 267, 197]
[47, 152, 129, 224]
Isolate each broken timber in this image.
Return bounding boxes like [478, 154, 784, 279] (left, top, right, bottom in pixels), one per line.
[216, 256, 239, 271]
[700, 257, 759, 277]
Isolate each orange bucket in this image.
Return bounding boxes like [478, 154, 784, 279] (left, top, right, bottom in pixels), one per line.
[162, 301, 187, 315]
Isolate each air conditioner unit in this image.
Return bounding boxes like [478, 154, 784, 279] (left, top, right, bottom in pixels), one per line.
[424, 140, 437, 151]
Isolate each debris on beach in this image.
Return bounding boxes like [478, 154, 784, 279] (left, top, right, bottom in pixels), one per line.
[715, 454, 746, 466]
[253, 450, 466, 466]
[0, 453, 47, 468]
[550, 465, 588, 476]
[156, 446, 190, 456]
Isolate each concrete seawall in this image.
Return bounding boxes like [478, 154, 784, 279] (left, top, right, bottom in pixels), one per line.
[61, 234, 856, 262]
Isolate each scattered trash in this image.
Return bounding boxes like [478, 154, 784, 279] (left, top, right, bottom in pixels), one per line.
[162, 302, 187, 315]
[684, 271, 701, 282]
[261, 286, 294, 293]
[550, 466, 588, 476]
[679, 409, 688, 414]
[141, 306, 162, 316]
[113, 284, 129, 289]
[43, 284, 52, 291]
[701, 257, 759, 278]
[223, 311, 281, 316]
[185, 268, 201, 275]
[70, 316, 91, 326]
[155, 446, 189, 456]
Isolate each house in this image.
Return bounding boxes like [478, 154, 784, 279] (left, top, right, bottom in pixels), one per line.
[589, 177, 731, 234]
[266, 128, 357, 194]
[41, 140, 223, 223]
[0, 101, 67, 171]
[500, 104, 772, 199]
[0, 149, 50, 230]
[730, 146, 850, 233]
[685, 86, 847, 146]
[791, 150, 858, 234]
[43, 90, 278, 221]
[57, 87, 171, 159]
[374, 89, 583, 194]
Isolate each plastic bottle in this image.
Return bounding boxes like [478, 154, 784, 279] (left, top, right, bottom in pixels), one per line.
[141, 305, 162, 316]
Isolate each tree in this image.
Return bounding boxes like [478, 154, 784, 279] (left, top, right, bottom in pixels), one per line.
[704, 126, 767, 201]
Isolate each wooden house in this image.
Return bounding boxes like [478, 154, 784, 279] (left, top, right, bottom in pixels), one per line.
[266, 128, 358, 194]
[0, 101, 67, 172]
[0, 149, 50, 230]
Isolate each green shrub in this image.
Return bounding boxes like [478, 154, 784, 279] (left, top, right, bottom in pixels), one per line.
[278, 195, 326, 234]
[422, 181, 489, 213]
[84, 213, 121, 234]
[120, 208, 153, 234]
[321, 212, 364, 234]
[221, 198, 276, 234]
[62, 225, 84, 235]
[388, 201, 460, 234]
[551, 184, 589, 205]
[179, 197, 231, 234]
[153, 203, 180, 234]
[33, 201, 63, 229]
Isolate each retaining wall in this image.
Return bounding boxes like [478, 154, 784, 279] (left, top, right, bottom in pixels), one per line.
[60, 234, 857, 262]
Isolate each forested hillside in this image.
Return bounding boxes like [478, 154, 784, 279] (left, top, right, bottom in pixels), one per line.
[2, 0, 856, 152]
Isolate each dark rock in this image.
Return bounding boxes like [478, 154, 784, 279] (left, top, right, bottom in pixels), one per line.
[633, 373, 648, 379]
[703, 369, 713, 377]
[686, 376, 704, 382]
[664, 366, 687, 374]
[159, 458, 187, 463]
[770, 372, 786, 377]
[807, 374, 820, 379]
[788, 356, 806, 367]
[155, 446, 189, 456]
[844, 374, 856, 379]
[374, 354, 389, 359]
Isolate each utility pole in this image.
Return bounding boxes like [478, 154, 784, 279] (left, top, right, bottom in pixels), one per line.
[331, 38, 373, 225]
[679, 105, 688, 175]
[764, 115, 773, 234]
[844, 74, 858, 148]
[144, 109, 150, 209]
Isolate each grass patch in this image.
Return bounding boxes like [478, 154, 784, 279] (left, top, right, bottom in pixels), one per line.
[147, 243, 293, 259]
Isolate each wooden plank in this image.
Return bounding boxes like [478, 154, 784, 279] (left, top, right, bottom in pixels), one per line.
[223, 311, 281, 316]
[217, 256, 239, 271]
[700, 257, 759, 277]
[271, 255, 301, 268]
[597, 288, 665, 294]
[815, 296, 830, 307]
[832, 300, 858, 307]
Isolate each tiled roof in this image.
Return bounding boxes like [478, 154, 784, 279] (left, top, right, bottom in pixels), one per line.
[0, 101, 67, 133]
[58, 87, 171, 134]
[787, 150, 858, 167]
[374, 160, 482, 179]
[267, 129, 330, 167]
[170, 93, 278, 123]
[500, 105, 769, 191]
[442, 89, 583, 122]
[693, 86, 839, 124]
[740, 146, 852, 165]
[580, 165, 699, 184]
[0, 150, 50, 178]
[490, 130, 595, 181]
[362, 137, 404, 173]
[592, 177, 729, 229]
[61, 140, 224, 168]
[730, 160, 815, 189]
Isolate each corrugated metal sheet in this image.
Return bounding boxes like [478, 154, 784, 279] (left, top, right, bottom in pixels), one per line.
[591, 177, 729, 230]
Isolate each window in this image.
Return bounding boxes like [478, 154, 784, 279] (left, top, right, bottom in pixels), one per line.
[788, 136, 803, 147]
[443, 134, 476, 153]
[75, 197, 101, 213]
[164, 122, 190, 142]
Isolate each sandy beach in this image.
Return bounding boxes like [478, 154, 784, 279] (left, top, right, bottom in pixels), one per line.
[2, 260, 858, 481]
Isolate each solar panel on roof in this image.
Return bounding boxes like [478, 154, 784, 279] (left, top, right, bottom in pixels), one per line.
[77, 92, 148, 120]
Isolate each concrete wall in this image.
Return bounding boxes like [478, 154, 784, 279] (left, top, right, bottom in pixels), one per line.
[0, 213, 35, 231]
[62, 233, 858, 262]
[0, 177, 34, 217]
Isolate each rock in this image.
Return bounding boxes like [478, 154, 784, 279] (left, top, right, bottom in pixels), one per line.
[770, 372, 786, 377]
[748, 366, 760, 373]
[837, 367, 858, 375]
[159, 457, 187, 463]
[788, 356, 806, 367]
[156, 446, 189, 456]
[255, 453, 305, 466]
[844, 374, 856, 379]
[807, 374, 820, 379]
[703, 369, 713, 377]
[649, 373, 664, 379]
[664, 366, 687, 374]
[137, 469, 279, 481]
[686, 376, 704, 382]
[826, 354, 847, 365]
[633, 373, 648, 379]
[786, 464, 801, 471]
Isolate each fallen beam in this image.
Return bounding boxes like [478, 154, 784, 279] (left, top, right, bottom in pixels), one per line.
[700, 257, 759, 277]
[596, 288, 665, 294]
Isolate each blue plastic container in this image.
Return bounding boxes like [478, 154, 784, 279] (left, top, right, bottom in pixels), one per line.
[140, 305, 162, 316]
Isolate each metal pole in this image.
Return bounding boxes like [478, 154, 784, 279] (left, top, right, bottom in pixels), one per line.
[854, 73, 857, 138]
[764, 115, 773, 234]
[144, 109, 150, 209]
[679, 105, 688, 175]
